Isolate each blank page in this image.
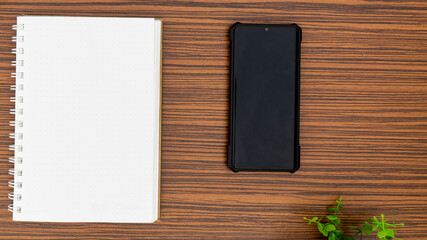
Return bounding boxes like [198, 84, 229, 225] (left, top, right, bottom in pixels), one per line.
[12, 16, 161, 223]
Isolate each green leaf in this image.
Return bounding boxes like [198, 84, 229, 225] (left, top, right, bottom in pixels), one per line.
[324, 223, 336, 232]
[318, 223, 323, 231]
[349, 226, 359, 230]
[336, 197, 343, 210]
[321, 230, 328, 237]
[332, 218, 340, 226]
[372, 222, 380, 231]
[378, 229, 387, 238]
[318, 223, 328, 237]
[352, 230, 362, 239]
[328, 207, 336, 212]
[362, 228, 372, 235]
[371, 216, 379, 224]
[328, 232, 336, 240]
[362, 221, 373, 235]
[309, 217, 318, 224]
[386, 229, 395, 237]
[327, 215, 340, 225]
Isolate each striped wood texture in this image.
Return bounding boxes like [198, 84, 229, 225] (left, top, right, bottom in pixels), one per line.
[0, 0, 426, 239]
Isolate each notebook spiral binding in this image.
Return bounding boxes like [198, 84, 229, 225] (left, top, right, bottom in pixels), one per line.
[9, 24, 24, 214]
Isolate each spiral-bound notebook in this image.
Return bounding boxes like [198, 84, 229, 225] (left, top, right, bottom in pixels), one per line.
[9, 16, 162, 223]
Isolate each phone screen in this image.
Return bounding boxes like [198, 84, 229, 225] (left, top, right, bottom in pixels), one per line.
[229, 24, 300, 171]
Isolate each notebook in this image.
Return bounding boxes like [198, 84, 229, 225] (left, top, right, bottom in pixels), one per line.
[8, 16, 162, 223]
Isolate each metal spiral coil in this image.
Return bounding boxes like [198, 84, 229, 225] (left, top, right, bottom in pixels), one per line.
[8, 204, 21, 213]
[9, 145, 23, 151]
[11, 72, 23, 79]
[10, 96, 23, 103]
[8, 192, 22, 201]
[9, 133, 23, 139]
[9, 23, 25, 214]
[9, 157, 23, 164]
[9, 169, 22, 176]
[8, 180, 22, 188]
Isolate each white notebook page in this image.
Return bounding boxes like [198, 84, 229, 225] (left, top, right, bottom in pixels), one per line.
[13, 16, 161, 223]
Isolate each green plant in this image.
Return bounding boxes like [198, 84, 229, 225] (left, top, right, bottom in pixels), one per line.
[303, 197, 404, 240]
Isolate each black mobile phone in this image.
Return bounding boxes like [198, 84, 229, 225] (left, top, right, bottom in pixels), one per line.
[228, 23, 301, 172]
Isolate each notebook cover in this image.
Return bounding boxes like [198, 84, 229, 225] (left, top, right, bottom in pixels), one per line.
[10, 16, 162, 223]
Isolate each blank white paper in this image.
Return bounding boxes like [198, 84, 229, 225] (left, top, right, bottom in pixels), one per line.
[12, 16, 161, 223]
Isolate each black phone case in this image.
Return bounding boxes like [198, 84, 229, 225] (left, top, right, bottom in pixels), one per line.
[228, 23, 301, 172]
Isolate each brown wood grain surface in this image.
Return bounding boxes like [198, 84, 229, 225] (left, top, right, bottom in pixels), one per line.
[0, 0, 426, 239]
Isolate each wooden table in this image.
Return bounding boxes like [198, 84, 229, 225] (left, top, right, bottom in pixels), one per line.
[1, 0, 426, 239]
